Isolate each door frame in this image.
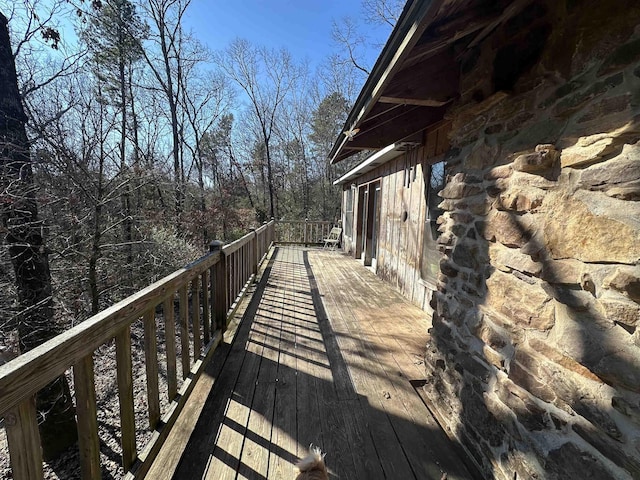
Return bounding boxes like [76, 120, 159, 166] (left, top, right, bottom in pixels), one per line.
[354, 179, 382, 268]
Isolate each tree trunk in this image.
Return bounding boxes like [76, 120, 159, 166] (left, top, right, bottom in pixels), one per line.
[195, 140, 207, 246]
[90, 87, 107, 315]
[158, 23, 182, 229]
[128, 63, 142, 211]
[0, 12, 77, 460]
[262, 127, 276, 219]
[229, 148, 254, 210]
[119, 53, 133, 276]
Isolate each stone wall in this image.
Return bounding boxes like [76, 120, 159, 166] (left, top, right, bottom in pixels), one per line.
[423, 1, 640, 479]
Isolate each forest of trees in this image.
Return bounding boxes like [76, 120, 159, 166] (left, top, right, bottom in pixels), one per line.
[0, 0, 401, 458]
[0, 0, 400, 324]
[0, 0, 401, 461]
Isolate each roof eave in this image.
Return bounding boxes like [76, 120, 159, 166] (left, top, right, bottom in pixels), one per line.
[328, 0, 439, 165]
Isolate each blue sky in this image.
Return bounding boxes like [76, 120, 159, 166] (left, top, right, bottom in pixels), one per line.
[183, 0, 391, 70]
[4, 0, 392, 76]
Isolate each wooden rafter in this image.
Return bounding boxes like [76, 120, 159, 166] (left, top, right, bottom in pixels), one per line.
[364, 102, 405, 123]
[467, 0, 534, 48]
[378, 96, 451, 107]
[380, 49, 459, 106]
[348, 105, 447, 150]
[401, 2, 509, 69]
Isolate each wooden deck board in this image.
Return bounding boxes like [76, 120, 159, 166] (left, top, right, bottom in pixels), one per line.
[267, 248, 298, 479]
[312, 250, 476, 480]
[151, 246, 478, 480]
[311, 252, 421, 479]
[235, 276, 281, 480]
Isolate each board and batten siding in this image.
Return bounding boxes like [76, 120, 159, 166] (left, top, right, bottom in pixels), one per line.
[340, 123, 450, 312]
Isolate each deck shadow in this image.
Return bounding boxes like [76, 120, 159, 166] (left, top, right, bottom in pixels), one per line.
[168, 247, 480, 479]
[170, 247, 281, 479]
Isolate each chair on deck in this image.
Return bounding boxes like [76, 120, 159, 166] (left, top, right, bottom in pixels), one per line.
[323, 227, 342, 250]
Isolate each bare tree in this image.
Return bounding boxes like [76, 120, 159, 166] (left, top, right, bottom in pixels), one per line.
[181, 61, 233, 245]
[277, 69, 313, 218]
[331, 17, 371, 76]
[140, 0, 190, 227]
[81, 0, 147, 273]
[362, 0, 403, 27]
[310, 56, 358, 108]
[215, 39, 301, 219]
[329, 0, 403, 94]
[0, 9, 77, 459]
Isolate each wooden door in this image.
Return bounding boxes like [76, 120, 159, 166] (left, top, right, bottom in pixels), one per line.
[363, 181, 381, 267]
[355, 185, 367, 259]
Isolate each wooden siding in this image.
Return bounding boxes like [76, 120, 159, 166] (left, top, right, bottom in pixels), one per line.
[340, 123, 450, 312]
[341, 147, 432, 310]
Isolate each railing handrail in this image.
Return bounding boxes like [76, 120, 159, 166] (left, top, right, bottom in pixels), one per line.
[274, 219, 336, 245]
[0, 220, 276, 480]
[276, 220, 332, 224]
[255, 223, 269, 234]
[0, 251, 220, 417]
[222, 229, 255, 256]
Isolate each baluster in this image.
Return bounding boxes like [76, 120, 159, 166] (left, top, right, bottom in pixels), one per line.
[253, 229, 259, 277]
[202, 269, 210, 344]
[209, 264, 216, 333]
[116, 327, 136, 470]
[5, 397, 43, 480]
[238, 248, 242, 294]
[247, 243, 251, 280]
[237, 247, 241, 289]
[235, 250, 239, 299]
[243, 244, 247, 284]
[243, 244, 248, 285]
[227, 252, 233, 309]
[74, 354, 100, 479]
[238, 246, 243, 289]
[236, 248, 240, 294]
[179, 285, 190, 379]
[144, 310, 160, 429]
[192, 276, 201, 358]
[163, 296, 177, 400]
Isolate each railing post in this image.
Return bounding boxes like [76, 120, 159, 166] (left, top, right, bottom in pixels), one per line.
[210, 240, 227, 332]
[271, 217, 275, 245]
[252, 228, 259, 279]
[264, 221, 268, 258]
[303, 218, 308, 246]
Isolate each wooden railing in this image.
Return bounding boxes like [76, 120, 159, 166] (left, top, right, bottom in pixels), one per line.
[0, 220, 275, 480]
[275, 220, 334, 245]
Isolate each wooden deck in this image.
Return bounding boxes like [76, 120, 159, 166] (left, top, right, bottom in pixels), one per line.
[149, 246, 477, 480]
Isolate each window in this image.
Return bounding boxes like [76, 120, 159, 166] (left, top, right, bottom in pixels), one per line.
[344, 186, 354, 238]
[427, 161, 444, 219]
[420, 161, 445, 283]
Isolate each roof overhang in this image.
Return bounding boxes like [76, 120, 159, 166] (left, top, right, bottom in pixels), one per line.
[333, 142, 419, 186]
[329, 0, 531, 164]
[329, 0, 441, 164]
